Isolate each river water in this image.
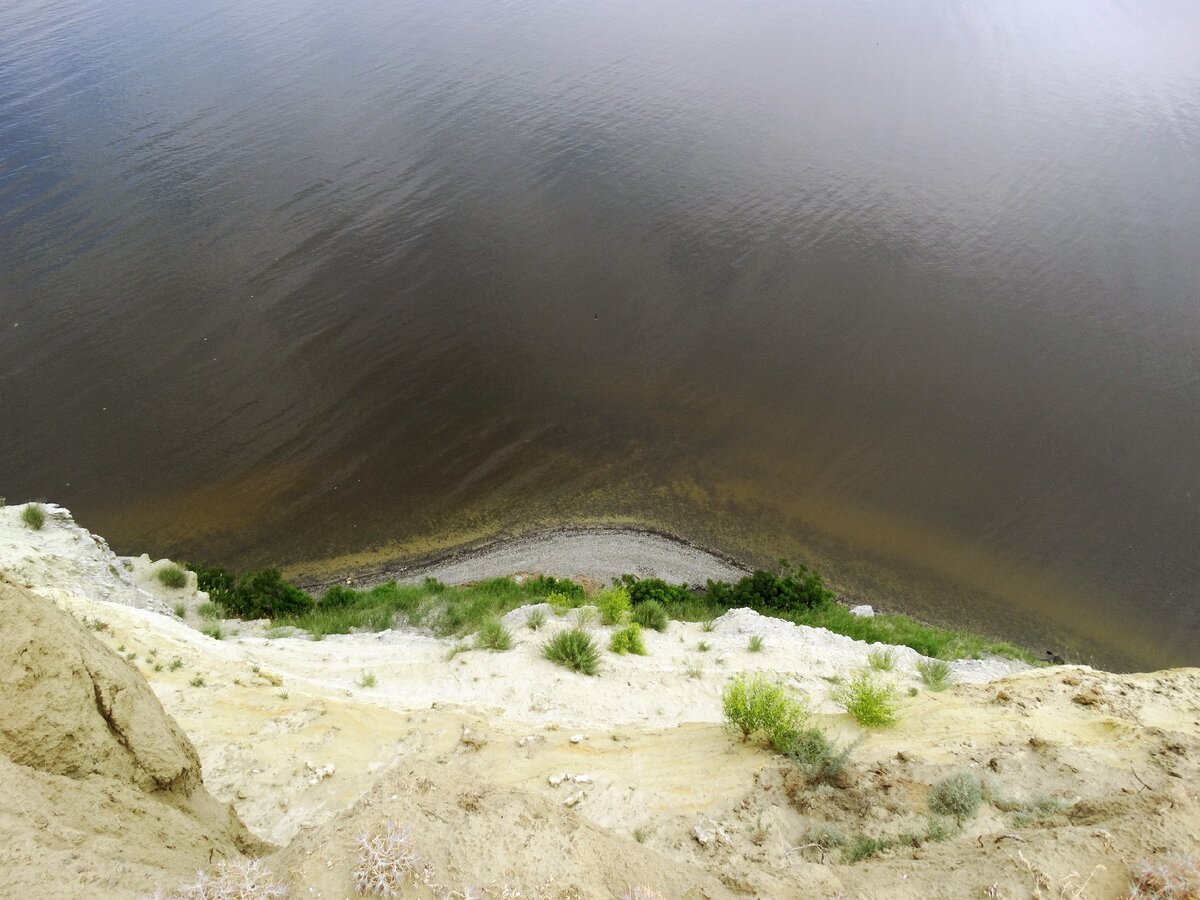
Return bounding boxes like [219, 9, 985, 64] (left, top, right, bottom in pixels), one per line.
[2, 0, 1197, 669]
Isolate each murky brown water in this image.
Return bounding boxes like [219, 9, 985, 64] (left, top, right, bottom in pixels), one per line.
[2, 0, 1198, 670]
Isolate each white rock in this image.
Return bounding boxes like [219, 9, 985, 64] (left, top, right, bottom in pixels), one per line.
[563, 791, 583, 808]
[572, 774, 593, 784]
[548, 773, 569, 787]
[850, 605, 874, 617]
[691, 818, 731, 847]
[570, 733, 586, 744]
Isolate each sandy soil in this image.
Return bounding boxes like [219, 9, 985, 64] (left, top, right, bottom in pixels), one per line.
[2, 504, 1198, 899]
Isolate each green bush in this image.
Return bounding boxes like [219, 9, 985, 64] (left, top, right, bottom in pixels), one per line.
[831, 670, 899, 727]
[784, 729, 857, 786]
[197, 601, 222, 620]
[190, 564, 237, 607]
[632, 600, 668, 632]
[320, 584, 359, 608]
[867, 647, 895, 671]
[526, 609, 547, 631]
[527, 575, 584, 603]
[722, 672, 810, 751]
[705, 563, 834, 614]
[617, 575, 692, 606]
[917, 658, 952, 691]
[475, 618, 513, 651]
[609, 623, 647, 656]
[156, 564, 187, 589]
[225, 569, 314, 619]
[543, 628, 600, 675]
[928, 772, 983, 820]
[20, 503, 45, 530]
[597, 587, 632, 625]
[546, 591, 571, 616]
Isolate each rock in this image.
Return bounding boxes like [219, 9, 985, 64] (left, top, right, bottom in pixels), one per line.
[572, 774, 593, 784]
[305, 762, 335, 785]
[548, 773, 569, 787]
[850, 605, 874, 617]
[691, 818, 731, 847]
[563, 791, 583, 808]
[570, 733, 586, 744]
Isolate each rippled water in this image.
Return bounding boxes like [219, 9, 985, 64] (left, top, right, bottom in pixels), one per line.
[2, 0, 1198, 669]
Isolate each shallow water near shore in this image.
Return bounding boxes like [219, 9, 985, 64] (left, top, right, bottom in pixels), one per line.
[2, 0, 1198, 670]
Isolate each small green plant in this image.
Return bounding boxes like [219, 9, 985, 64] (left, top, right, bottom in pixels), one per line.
[445, 641, 471, 661]
[147, 648, 157, 659]
[697, 640, 711, 652]
[543, 628, 600, 675]
[278, 691, 289, 699]
[722, 672, 810, 751]
[805, 824, 847, 849]
[928, 772, 983, 820]
[597, 586, 632, 625]
[201, 623, 224, 640]
[831, 670, 899, 727]
[684, 659, 704, 679]
[156, 564, 187, 589]
[358, 670, 377, 688]
[546, 591, 571, 616]
[747, 634, 764, 653]
[173, 602, 187, 618]
[609, 622, 647, 656]
[1010, 796, 1065, 827]
[867, 647, 895, 671]
[633, 827, 648, 844]
[125, 651, 136, 661]
[917, 658, 952, 691]
[189, 674, 206, 688]
[526, 609, 547, 631]
[575, 606, 599, 629]
[21, 503, 46, 530]
[700, 618, 716, 633]
[153, 662, 164, 672]
[843, 833, 891, 864]
[251, 663, 261, 674]
[87, 617, 108, 632]
[785, 729, 857, 786]
[475, 618, 513, 651]
[169, 656, 183, 671]
[197, 601, 222, 620]
[632, 600, 668, 632]
[117, 644, 126, 652]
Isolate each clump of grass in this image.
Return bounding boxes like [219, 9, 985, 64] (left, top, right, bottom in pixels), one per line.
[867, 647, 895, 671]
[843, 833, 891, 864]
[475, 618, 513, 651]
[928, 772, 983, 820]
[21, 503, 46, 530]
[632, 600, 668, 632]
[609, 622, 647, 656]
[597, 586, 632, 625]
[805, 824, 847, 849]
[831, 670, 899, 727]
[842, 817, 958, 864]
[697, 640, 711, 652]
[197, 601, 222, 620]
[575, 606, 599, 629]
[722, 672, 810, 751]
[278, 691, 289, 700]
[526, 609, 547, 631]
[546, 591, 572, 616]
[173, 602, 187, 618]
[684, 659, 704, 679]
[700, 618, 716, 633]
[1129, 853, 1200, 899]
[543, 627, 600, 675]
[156, 564, 187, 589]
[189, 674, 206, 687]
[87, 617, 108, 632]
[169, 656, 183, 671]
[917, 658, 952, 691]
[153, 662, 164, 672]
[1008, 796, 1065, 827]
[358, 670, 377, 688]
[125, 651, 136, 661]
[747, 634, 764, 653]
[445, 641, 471, 661]
[785, 729, 858, 786]
[201, 623, 224, 640]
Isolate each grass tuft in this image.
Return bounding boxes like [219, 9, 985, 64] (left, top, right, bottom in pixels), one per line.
[475, 618, 513, 651]
[156, 564, 187, 589]
[609, 622, 647, 656]
[747, 634, 765, 653]
[543, 628, 600, 675]
[358, 670, 377, 688]
[526, 609, 547, 631]
[189, 674, 206, 687]
[928, 772, 983, 820]
[632, 600, 668, 632]
[867, 647, 895, 671]
[917, 658, 952, 691]
[21, 503, 46, 530]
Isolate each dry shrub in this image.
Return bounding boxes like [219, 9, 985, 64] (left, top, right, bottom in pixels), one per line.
[1130, 854, 1200, 899]
[151, 859, 287, 899]
[354, 821, 424, 897]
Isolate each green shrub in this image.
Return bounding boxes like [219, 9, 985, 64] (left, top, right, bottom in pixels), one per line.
[867, 647, 895, 671]
[597, 587, 632, 625]
[609, 623, 647, 656]
[784, 729, 857, 786]
[806, 824, 847, 849]
[575, 606, 599, 628]
[156, 564, 187, 589]
[475, 618, 513, 651]
[172, 603, 186, 618]
[169, 656, 183, 671]
[190, 564, 237, 606]
[527, 575, 584, 603]
[358, 670, 377, 688]
[200, 623, 224, 640]
[697, 640, 711, 652]
[722, 672, 810, 751]
[226, 569, 314, 619]
[747, 635, 764, 652]
[632, 600, 668, 632]
[20, 503, 46, 530]
[705, 563, 834, 614]
[189, 674, 206, 688]
[543, 628, 600, 675]
[701, 618, 716, 632]
[832, 670, 899, 727]
[617, 575, 692, 606]
[928, 772, 983, 820]
[320, 584, 359, 608]
[526, 609, 547, 631]
[917, 658, 952, 691]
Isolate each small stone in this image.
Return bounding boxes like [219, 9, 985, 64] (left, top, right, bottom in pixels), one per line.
[570, 733, 586, 744]
[548, 773, 569, 787]
[563, 792, 583, 808]
[572, 774, 593, 784]
[850, 605, 874, 618]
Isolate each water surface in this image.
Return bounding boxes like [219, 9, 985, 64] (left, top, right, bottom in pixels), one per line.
[2, 0, 1198, 669]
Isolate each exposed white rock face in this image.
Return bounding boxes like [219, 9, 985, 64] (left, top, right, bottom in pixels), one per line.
[0, 503, 174, 614]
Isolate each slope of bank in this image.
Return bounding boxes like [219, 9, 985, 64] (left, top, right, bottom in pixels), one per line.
[1, 503, 1198, 899]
